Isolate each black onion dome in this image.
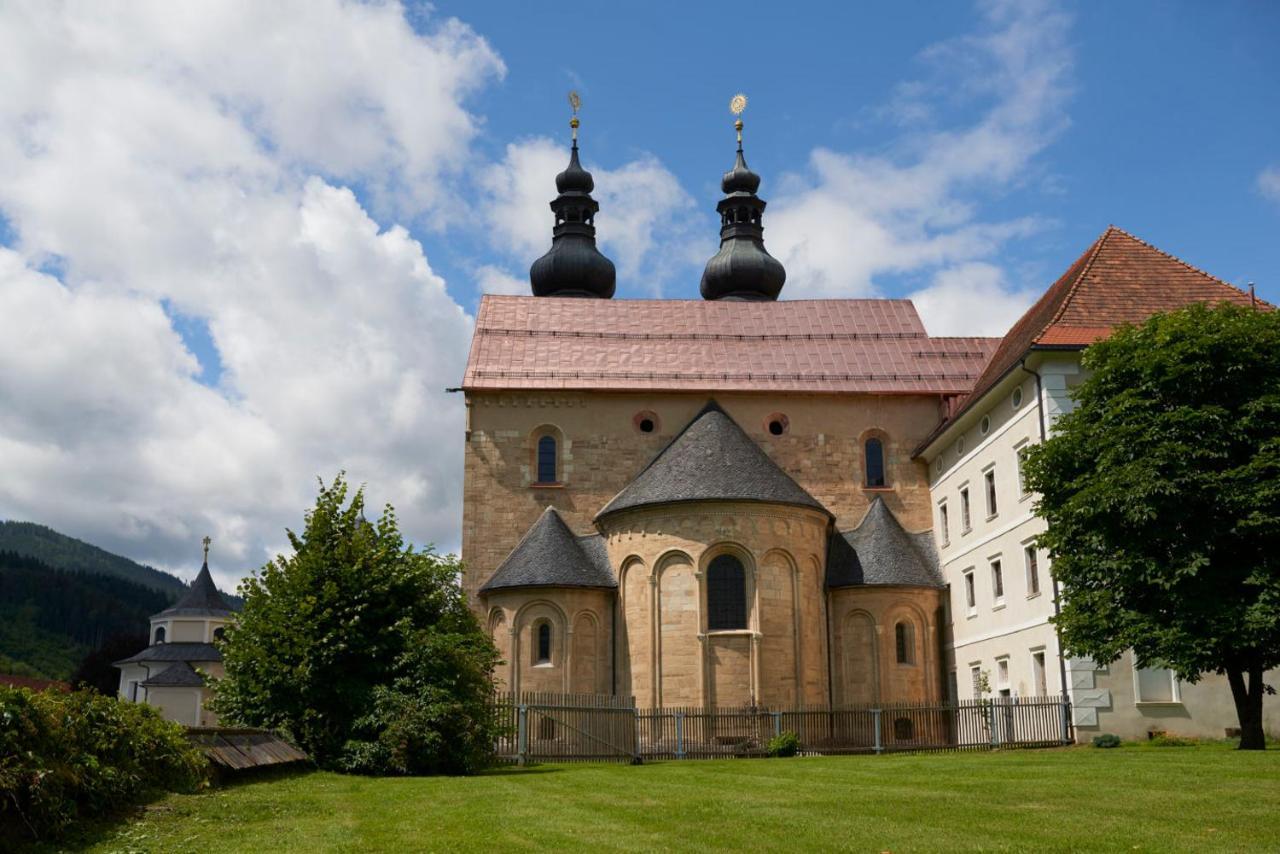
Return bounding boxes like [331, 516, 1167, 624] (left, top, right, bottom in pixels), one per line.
[700, 140, 786, 301]
[722, 149, 761, 195]
[556, 145, 594, 194]
[529, 141, 616, 299]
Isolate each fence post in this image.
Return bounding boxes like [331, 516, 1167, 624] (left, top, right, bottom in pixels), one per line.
[1060, 698, 1072, 744]
[675, 712, 685, 759]
[517, 704, 529, 766]
[773, 712, 782, 739]
[872, 709, 883, 754]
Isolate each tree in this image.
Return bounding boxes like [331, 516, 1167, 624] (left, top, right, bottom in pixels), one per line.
[210, 474, 500, 771]
[70, 632, 148, 694]
[1022, 303, 1280, 749]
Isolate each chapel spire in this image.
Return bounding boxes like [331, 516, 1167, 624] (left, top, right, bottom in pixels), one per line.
[700, 93, 786, 301]
[529, 91, 616, 299]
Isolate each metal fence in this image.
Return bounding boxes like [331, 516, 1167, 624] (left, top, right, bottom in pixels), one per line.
[491, 693, 1070, 764]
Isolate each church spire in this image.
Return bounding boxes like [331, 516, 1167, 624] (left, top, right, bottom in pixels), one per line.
[700, 93, 786, 301]
[529, 92, 616, 299]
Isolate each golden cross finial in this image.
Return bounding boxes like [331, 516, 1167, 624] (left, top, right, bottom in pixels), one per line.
[568, 90, 581, 142]
[202, 535, 211, 564]
[729, 93, 748, 146]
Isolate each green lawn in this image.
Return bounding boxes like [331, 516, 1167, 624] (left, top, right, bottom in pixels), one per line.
[54, 744, 1280, 853]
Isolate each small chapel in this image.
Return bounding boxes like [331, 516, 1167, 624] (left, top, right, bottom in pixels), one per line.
[461, 101, 997, 709]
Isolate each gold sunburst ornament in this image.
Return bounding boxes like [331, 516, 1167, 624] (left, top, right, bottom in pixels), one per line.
[729, 92, 748, 144]
[568, 90, 581, 141]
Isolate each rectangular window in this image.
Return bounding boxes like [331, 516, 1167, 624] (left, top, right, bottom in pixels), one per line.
[964, 570, 976, 612]
[991, 559, 1004, 602]
[985, 469, 998, 517]
[1017, 445, 1032, 497]
[996, 657, 1010, 691]
[1136, 665, 1179, 703]
[1024, 545, 1041, 596]
[1031, 650, 1047, 696]
[938, 502, 949, 546]
[970, 665, 983, 699]
[960, 487, 971, 532]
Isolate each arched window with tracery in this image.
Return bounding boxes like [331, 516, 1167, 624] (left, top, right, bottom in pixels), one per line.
[895, 621, 914, 665]
[536, 435, 557, 484]
[865, 437, 886, 487]
[707, 554, 747, 631]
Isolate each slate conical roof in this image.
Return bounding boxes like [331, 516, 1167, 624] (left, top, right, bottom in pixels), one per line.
[825, 497, 942, 589]
[140, 660, 206, 688]
[480, 507, 616, 593]
[155, 562, 235, 618]
[596, 401, 828, 520]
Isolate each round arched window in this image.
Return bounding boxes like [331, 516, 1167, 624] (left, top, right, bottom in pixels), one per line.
[1012, 387, 1024, 408]
[764, 413, 789, 436]
[707, 554, 747, 631]
[153, 626, 166, 644]
[957, 436, 966, 456]
[980, 415, 991, 435]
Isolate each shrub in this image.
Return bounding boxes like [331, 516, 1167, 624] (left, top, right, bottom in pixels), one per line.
[0, 686, 208, 841]
[1092, 733, 1121, 749]
[768, 730, 801, 758]
[212, 476, 500, 774]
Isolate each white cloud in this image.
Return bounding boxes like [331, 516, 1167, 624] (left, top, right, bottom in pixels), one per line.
[766, 0, 1071, 331]
[475, 264, 529, 295]
[0, 1, 497, 589]
[908, 262, 1040, 336]
[1258, 166, 1280, 204]
[478, 137, 702, 294]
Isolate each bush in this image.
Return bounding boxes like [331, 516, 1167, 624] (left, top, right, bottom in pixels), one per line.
[768, 730, 801, 758]
[1092, 733, 1121, 749]
[0, 686, 208, 841]
[212, 476, 501, 774]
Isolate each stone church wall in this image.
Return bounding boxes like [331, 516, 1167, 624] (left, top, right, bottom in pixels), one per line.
[461, 390, 941, 606]
[828, 586, 947, 706]
[483, 587, 613, 695]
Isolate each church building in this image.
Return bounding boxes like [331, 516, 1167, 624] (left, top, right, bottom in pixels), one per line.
[114, 540, 233, 727]
[460, 101, 1277, 740]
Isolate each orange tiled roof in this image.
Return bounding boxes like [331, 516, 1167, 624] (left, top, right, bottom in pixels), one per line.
[916, 226, 1264, 452]
[463, 296, 1000, 395]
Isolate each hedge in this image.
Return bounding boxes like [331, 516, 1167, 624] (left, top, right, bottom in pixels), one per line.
[0, 685, 209, 841]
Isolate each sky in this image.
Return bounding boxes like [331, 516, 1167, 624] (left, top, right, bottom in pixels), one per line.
[0, 0, 1276, 591]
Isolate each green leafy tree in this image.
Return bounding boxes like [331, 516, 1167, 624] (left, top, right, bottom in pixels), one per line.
[211, 474, 500, 771]
[1023, 303, 1280, 749]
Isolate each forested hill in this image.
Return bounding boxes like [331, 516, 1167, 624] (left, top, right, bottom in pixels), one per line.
[0, 550, 169, 680]
[0, 521, 190, 597]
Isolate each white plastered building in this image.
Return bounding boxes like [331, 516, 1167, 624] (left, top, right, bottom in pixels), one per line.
[917, 226, 1280, 741]
[115, 552, 234, 727]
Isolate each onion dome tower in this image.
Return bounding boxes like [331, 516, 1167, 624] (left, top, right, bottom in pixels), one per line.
[700, 93, 786, 301]
[529, 92, 616, 298]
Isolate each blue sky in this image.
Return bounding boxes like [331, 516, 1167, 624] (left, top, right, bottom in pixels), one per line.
[433, 1, 1279, 308]
[0, 0, 1276, 583]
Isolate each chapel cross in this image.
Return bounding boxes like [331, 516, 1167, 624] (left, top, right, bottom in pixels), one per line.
[202, 535, 211, 564]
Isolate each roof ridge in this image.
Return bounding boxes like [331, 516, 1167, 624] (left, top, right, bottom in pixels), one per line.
[1106, 225, 1255, 297]
[1044, 226, 1114, 330]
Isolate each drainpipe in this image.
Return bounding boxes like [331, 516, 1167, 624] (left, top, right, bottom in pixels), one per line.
[824, 523, 836, 707]
[1019, 358, 1072, 731]
[611, 595, 618, 697]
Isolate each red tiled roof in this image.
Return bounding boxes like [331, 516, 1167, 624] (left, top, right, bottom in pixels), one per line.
[0, 674, 71, 692]
[916, 226, 1264, 453]
[463, 297, 1001, 395]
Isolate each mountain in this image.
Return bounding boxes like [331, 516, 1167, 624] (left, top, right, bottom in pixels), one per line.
[0, 550, 171, 680]
[0, 522, 242, 682]
[0, 521, 189, 597]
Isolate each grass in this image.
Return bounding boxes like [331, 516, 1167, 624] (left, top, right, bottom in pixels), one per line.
[48, 743, 1280, 853]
